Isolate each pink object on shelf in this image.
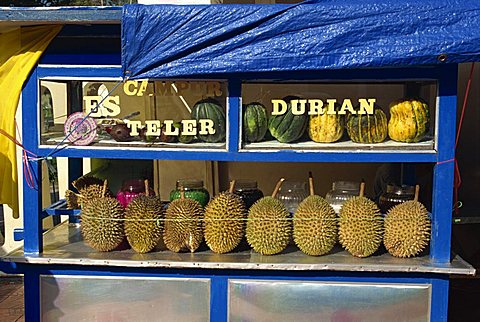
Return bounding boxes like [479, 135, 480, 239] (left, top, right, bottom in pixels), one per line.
[116, 179, 155, 208]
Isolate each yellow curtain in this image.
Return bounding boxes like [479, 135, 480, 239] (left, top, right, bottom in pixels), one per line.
[0, 25, 61, 218]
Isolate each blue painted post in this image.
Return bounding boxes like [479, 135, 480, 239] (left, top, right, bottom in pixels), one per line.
[24, 270, 41, 322]
[430, 64, 458, 263]
[430, 277, 450, 321]
[22, 68, 43, 255]
[210, 276, 229, 322]
[227, 79, 241, 153]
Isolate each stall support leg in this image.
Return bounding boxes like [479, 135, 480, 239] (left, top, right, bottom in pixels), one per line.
[22, 68, 43, 255]
[431, 276, 449, 321]
[431, 64, 457, 264]
[210, 276, 228, 322]
[24, 270, 41, 322]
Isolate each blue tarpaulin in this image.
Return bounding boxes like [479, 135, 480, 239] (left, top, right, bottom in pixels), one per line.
[122, 0, 480, 79]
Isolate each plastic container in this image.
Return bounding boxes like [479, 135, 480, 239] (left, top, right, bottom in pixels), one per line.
[169, 179, 210, 207]
[116, 179, 155, 208]
[325, 181, 360, 214]
[379, 184, 415, 214]
[233, 180, 264, 209]
[275, 181, 308, 214]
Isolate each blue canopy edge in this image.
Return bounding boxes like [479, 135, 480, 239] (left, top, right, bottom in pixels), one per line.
[122, 0, 480, 79]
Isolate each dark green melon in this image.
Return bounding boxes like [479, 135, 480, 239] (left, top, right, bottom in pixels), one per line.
[346, 106, 387, 144]
[243, 102, 268, 142]
[191, 98, 226, 143]
[268, 96, 308, 143]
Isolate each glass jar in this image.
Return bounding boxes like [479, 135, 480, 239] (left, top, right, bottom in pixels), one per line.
[116, 179, 155, 208]
[233, 180, 264, 209]
[169, 179, 210, 207]
[325, 181, 360, 214]
[275, 181, 308, 214]
[379, 184, 415, 214]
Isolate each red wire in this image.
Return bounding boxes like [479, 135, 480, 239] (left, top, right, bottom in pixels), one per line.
[0, 128, 37, 158]
[0, 122, 38, 189]
[456, 63, 475, 149]
[453, 62, 475, 213]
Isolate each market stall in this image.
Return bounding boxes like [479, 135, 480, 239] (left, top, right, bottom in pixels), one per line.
[1, 1, 479, 321]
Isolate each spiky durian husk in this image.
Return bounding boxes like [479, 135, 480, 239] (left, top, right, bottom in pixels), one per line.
[293, 195, 337, 256]
[125, 195, 164, 254]
[204, 192, 247, 254]
[246, 196, 291, 255]
[65, 184, 113, 210]
[72, 176, 104, 191]
[338, 196, 383, 257]
[81, 197, 125, 252]
[384, 200, 430, 258]
[65, 190, 80, 209]
[163, 198, 204, 253]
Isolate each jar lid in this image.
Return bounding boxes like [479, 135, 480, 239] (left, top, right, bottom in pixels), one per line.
[332, 181, 360, 191]
[176, 179, 204, 189]
[386, 184, 415, 195]
[121, 179, 148, 193]
[233, 179, 258, 190]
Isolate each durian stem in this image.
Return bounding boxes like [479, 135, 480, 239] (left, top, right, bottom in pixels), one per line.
[229, 180, 236, 193]
[66, 190, 82, 199]
[102, 180, 108, 198]
[359, 181, 365, 198]
[179, 186, 185, 199]
[308, 172, 314, 196]
[271, 178, 285, 198]
[144, 179, 149, 197]
[414, 184, 420, 202]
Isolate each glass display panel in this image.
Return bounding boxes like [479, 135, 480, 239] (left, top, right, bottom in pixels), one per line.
[228, 279, 431, 322]
[40, 275, 210, 322]
[241, 82, 436, 151]
[40, 80, 227, 149]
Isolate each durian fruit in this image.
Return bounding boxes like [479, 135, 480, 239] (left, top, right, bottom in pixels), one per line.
[125, 180, 164, 254]
[65, 175, 113, 209]
[384, 185, 431, 258]
[338, 182, 383, 258]
[65, 189, 80, 209]
[163, 187, 204, 252]
[204, 180, 247, 254]
[72, 175, 104, 191]
[246, 178, 291, 255]
[294, 172, 337, 256]
[81, 180, 125, 252]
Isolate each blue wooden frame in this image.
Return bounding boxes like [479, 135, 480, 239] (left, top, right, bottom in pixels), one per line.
[15, 58, 458, 322]
[29, 63, 457, 262]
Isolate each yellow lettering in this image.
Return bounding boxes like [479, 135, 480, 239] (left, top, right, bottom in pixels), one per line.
[271, 99, 288, 115]
[123, 81, 138, 96]
[326, 99, 337, 115]
[291, 99, 307, 116]
[163, 120, 179, 135]
[145, 120, 161, 136]
[156, 81, 173, 96]
[102, 96, 121, 117]
[181, 120, 197, 136]
[338, 99, 355, 115]
[137, 80, 149, 96]
[307, 99, 325, 115]
[198, 119, 215, 135]
[206, 82, 223, 97]
[176, 81, 190, 96]
[358, 98, 376, 115]
[84, 96, 102, 117]
[126, 120, 142, 136]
